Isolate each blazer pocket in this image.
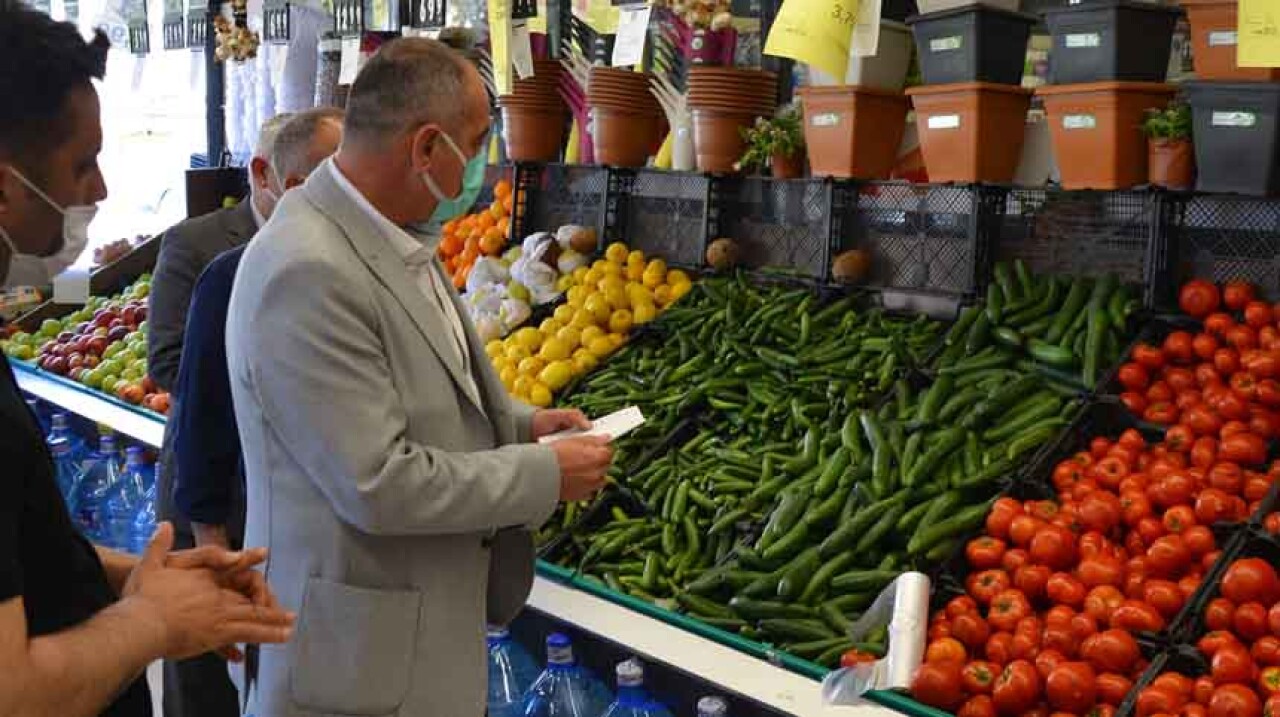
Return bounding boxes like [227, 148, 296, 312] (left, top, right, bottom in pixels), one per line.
[290, 578, 423, 716]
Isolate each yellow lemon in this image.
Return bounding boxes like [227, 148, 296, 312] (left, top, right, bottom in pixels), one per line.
[583, 294, 613, 324]
[598, 274, 625, 292]
[591, 259, 610, 273]
[633, 302, 658, 324]
[485, 340, 505, 358]
[555, 274, 575, 293]
[580, 325, 606, 346]
[517, 356, 546, 376]
[670, 281, 693, 301]
[587, 337, 614, 358]
[601, 262, 624, 278]
[642, 267, 665, 289]
[666, 268, 691, 286]
[539, 318, 564, 336]
[554, 304, 576, 324]
[646, 258, 668, 277]
[581, 267, 602, 288]
[607, 333, 627, 349]
[539, 360, 573, 391]
[505, 344, 532, 362]
[514, 327, 543, 352]
[572, 350, 599, 373]
[499, 366, 519, 389]
[608, 309, 634, 334]
[627, 283, 653, 305]
[565, 285, 587, 308]
[538, 337, 571, 362]
[654, 284, 674, 305]
[555, 325, 582, 350]
[512, 375, 534, 397]
[571, 266, 590, 283]
[528, 383, 553, 408]
[603, 285, 630, 311]
[627, 250, 646, 266]
[625, 262, 645, 281]
[605, 242, 629, 264]
[570, 309, 598, 330]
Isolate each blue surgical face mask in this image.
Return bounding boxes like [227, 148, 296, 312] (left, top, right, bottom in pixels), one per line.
[419, 129, 487, 236]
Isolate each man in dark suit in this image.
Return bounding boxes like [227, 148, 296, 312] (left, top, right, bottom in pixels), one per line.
[149, 108, 343, 717]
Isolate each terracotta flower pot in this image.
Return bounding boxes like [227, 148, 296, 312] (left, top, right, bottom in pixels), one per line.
[501, 107, 567, 162]
[692, 109, 758, 173]
[1147, 137, 1194, 190]
[1037, 81, 1177, 190]
[906, 81, 1032, 184]
[771, 151, 804, 179]
[592, 108, 663, 167]
[1181, 0, 1280, 81]
[799, 85, 910, 179]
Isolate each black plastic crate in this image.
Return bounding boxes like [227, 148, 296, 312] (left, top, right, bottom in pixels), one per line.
[838, 181, 990, 298]
[1164, 526, 1275, 647]
[1115, 645, 1211, 717]
[1165, 192, 1280, 303]
[616, 169, 710, 269]
[512, 162, 610, 243]
[714, 177, 837, 281]
[986, 187, 1172, 308]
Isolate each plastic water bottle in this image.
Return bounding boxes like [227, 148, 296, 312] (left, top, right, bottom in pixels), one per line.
[72, 436, 120, 543]
[521, 633, 612, 717]
[25, 398, 50, 435]
[130, 478, 158, 554]
[105, 446, 149, 552]
[696, 696, 729, 717]
[48, 437, 80, 509]
[487, 627, 540, 717]
[599, 659, 673, 717]
[47, 412, 85, 462]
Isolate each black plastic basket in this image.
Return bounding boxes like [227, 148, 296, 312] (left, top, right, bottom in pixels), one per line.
[1164, 526, 1274, 647]
[984, 186, 1172, 308]
[1165, 192, 1280, 304]
[616, 169, 711, 269]
[511, 162, 610, 243]
[714, 177, 838, 282]
[1115, 645, 1211, 717]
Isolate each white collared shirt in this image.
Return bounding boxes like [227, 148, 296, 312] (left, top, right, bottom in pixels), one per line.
[325, 159, 479, 402]
[249, 195, 267, 230]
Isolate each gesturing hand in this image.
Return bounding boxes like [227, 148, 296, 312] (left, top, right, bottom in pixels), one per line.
[551, 435, 614, 502]
[123, 523, 294, 661]
[531, 408, 591, 441]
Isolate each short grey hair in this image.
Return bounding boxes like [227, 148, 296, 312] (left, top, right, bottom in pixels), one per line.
[270, 107, 344, 180]
[254, 112, 295, 160]
[343, 38, 468, 147]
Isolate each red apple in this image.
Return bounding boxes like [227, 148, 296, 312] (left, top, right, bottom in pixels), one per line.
[86, 336, 107, 356]
[66, 353, 84, 370]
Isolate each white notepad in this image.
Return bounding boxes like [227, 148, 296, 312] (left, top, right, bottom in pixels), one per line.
[537, 406, 646, 444]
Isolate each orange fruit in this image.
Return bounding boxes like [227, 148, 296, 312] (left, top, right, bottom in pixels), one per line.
[476, 211, 496, 230]
[479, 231, 504, 256]
[494, 178, 513, 199]
[440, 233, 464, 257]
[460, 246, 480, 265]
[502, 195, 513, 215]
[464, 234, 481, 252]
[452, 269, 467, 289]
[489, 202, 504, 220]
[501, 218, 510, 239]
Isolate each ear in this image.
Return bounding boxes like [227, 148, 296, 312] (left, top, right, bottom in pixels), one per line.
[408, 123, 443, 173]
[248, 156, 271, 190]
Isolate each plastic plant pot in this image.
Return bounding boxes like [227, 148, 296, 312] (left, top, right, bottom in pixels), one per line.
[809, 20, 915, 91]
[1181, 0, 1280, 81]
[692, 109, 759, 173]
[905, 81, 1032, 183]
[1037, 81, 1177, 190]
[501, 107, 568, 162]
[916, 0, 1018, 13]
[1147, 137, 1195, 191]
[592, 108, 664, 168]
[1184, 80, 1280, 196]
[798, 85, 911, 179]
[906, 4, 1038, 86]
[1043, 0, 1182, 84]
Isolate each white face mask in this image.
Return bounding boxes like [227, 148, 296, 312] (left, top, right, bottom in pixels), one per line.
[0, 167, 97, 288]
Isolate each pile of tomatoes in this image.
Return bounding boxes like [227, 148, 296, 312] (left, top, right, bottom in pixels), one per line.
[1133, 559, 1280, 717]
[438, 178, 514, 289]
[910, 420, 1279, 716]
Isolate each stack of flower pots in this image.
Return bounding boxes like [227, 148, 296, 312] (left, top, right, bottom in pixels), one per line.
[497, 59, 569, 162]
[798, 20, 914, 179]
[587, 66, 665, 168]
[685, 66, 778, 173]
[1036, 0, 1181, 189]
[1180, 0, 1280, 195]
[904, 1, 1037, 183]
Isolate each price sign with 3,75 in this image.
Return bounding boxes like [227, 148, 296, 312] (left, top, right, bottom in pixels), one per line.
[830, 2, 856, 25]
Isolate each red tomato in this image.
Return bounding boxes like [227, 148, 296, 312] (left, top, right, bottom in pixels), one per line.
[1150, 473, 1196, 508]
[969, 537, 1009, 571]
[1036, 648, 1067, 679]
[993, 660, 1043, 716]
[990, 590, 1033, 633]
[1207, 312, 1237, 337]
[957, 695, 998, 717]
[1224, 281, 1258, 312]
[1121, 392, 1149, 415]
[1182, 574, 1205, 599]
[963, 660, 1001, 694]
[1250, 354, 1280, 380]
[928, 637, 970, 664]
[1032, 527, 1080, 571]
[1254, 637, 1280, 667]
[1164, 505, 1199, 533]
[1269, 603, 1280, 637]
[1015, 565, 1053, 602]
[911, 660, 966, 710]
[1267, 694, 1280, 717]
[1200, 631, 1245, 657]
[1134, 343, 1167, 370]
[1169, 367, 1200, 392]
[1136, 684, 1188, 716]
[1212, 644, 1257, 686]
[1246, 301, 1276, 328]
[1210, 462, 1245, 495]
[1011, 515, 1044, 548]
[1110, 600, 1166, 633]
[1186, 406, 1226, 437]
[1167, 331, 1199, 364]
[1077, 555, 1125, 590]
[1042, 622, 1079, 657]
[1081, 628, 1140, 673]
[1122, 491, 1155, 527]
[988, 498, 1024, 539]
[1143, 579, 1187, 619]
[1003, 549, 1031, 575]
[1182, 280, 1224, 319]
[1047, 573, 1088, 609]
[954, 613, 992, 651]
[1209, 683, 1262, 717]
[969, 570, 1013, 606]
[1078, 492, 1123, 535]
[1147, 535, 1193, 578]
[1084, 586, 1126, 624]
[1046, 662, 1097, 713]
[1193, 437, 1221, 469]
[1218, 348, 1244, 375]
[1246, 475, 1274, 502]
[1197, 676, 1219, 705]
[948, 595, 980, 618]
[1267, 513, 1280, 535]
[1221, 434, 1268, 465]
[1259, 380, 1280, 407]
[1150, 380, 1178, 403]
[1222, 558, 1280, 605]
[1095, 672, 1134, 706]
[1146, 402, 1181, 425]
[1228, 325, 1260, 351]
[986, 632, 1015, 665]
[1119, 363, 1151, 391]
[1167, 425, 1197, 454]
[1070, 613, 1100, 642]
[1197, 488, 1238, 525]
[1197, 333, 1224, 360]
[1184, 526, 1217, 558]
[1199, 364, 1225, 388]
[1153, 672, 1194, 698]
[1236, 602, 1272, 642]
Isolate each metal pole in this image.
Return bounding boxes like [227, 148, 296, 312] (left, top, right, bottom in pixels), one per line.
[204, 8, 226, 164]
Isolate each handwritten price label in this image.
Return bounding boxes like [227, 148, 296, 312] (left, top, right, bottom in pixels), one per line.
[1238, 0, 1280, 67]
[765, 0, 861, 78]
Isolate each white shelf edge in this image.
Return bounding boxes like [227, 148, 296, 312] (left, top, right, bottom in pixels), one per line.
[526, 576, 902, 717]
[11, 361, 165, 447]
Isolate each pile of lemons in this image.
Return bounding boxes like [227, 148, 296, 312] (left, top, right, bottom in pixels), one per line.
[485, 242, 695, 406]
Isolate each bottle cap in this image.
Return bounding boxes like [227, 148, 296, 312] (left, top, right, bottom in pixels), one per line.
[615, 658, 644, 687]
[546, 633, 574, 665]
[697, 696, 728, 717]
[486, 627, 511, 643]
[48, 436, 70, 455]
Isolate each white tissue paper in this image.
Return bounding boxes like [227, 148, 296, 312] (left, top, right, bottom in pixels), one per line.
[510, 233, 561, 305]
[466, 257, 511, 294]
[821, 572, 931, 705]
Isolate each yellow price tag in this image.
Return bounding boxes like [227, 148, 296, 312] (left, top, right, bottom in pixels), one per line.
[528, 0, 548, 34]
[764, 0, 859, 80]
[488, 0, 513, 94]
[1239, 0, 1280, 67]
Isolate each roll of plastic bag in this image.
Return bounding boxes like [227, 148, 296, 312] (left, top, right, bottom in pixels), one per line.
[510, 233, 561, 305]
[821, 572, 930, 705]
[466, 257, 511, 294]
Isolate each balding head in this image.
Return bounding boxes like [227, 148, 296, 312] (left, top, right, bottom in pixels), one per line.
[334, 37, 492, 227]
[270, 107, 344, 192]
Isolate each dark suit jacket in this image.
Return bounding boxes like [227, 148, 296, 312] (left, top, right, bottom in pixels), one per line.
[148, 201, 256, 537]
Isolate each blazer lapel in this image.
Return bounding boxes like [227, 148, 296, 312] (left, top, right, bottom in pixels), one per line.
[223, 200, 258, 248]
[300, 165, 487, 416]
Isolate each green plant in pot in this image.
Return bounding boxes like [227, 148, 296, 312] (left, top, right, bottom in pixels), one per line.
[735, 105, 805, 179]
[1141, 101, 1194, 191]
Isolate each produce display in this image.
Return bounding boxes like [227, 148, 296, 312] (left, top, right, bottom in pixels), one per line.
[482, 243, 694, 407]
[1, 275, 170, 414]
[439, 178, 515, 289]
